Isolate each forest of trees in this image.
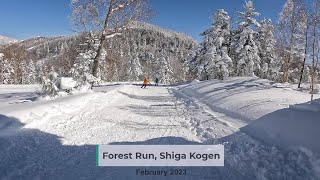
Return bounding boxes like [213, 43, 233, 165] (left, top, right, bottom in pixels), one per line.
[188, 0, 320, 88]
[0, 22, 196, 85]
[0, 0, 319, 92]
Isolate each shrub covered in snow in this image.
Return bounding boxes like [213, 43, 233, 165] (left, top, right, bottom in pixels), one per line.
[41, 69, 60, 97]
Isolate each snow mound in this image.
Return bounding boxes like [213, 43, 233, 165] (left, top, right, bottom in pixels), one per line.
[272, 82, 290, 88]
[190, 79, 200, 85]
[290, 99, 320, 112]
[178, 77, 320, 153]
[60, 77, 77, 90]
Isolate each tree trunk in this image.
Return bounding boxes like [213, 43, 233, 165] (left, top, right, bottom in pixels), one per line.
[92, 0, 115, 78]
[284, 15, 297, 83]
[92, 34, 106, 77]
[298, 24, 308, 88]
[283, 50, 292, 83]
[311, 25, 316, 101]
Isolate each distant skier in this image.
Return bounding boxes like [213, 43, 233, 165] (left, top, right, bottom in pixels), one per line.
[141, 78, 150, 88]
[154, 77, 159, 86]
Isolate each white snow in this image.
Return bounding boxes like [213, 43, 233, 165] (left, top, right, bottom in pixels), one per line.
[104, 32, 122, 39]
[0, 35, 18, 45]
[60, 77, 77, 90]
[290, 100, 320, 112]
[190, 79, 200, 85]
[0, 78, 320, 179]
[178, 77, 320, 151]
[0, 84, 40, 108]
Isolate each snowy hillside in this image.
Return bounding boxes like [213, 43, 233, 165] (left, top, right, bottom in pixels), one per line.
[0, 35, 17, 45]
[0, 22, 196, 84]
[178, 77, 320, 153]
[129, 21, 196, 42]
[0, 77, 319, 179]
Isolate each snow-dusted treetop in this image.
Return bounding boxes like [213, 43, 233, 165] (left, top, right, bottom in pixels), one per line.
[238, 0, 261, 27]
[128, 21, 195, 42]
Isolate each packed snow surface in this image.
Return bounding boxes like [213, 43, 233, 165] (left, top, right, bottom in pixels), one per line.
[0, 77, 320, 179]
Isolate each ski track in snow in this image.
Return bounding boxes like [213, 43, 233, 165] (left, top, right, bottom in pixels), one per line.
[0, 83, 319, 179]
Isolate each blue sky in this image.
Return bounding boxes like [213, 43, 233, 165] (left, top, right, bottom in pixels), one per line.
[0, 0, 287, 41]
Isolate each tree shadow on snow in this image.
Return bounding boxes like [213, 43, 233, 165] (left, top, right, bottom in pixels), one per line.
[240, 103, 320, 154]
[119, 91, 175, 103]
[118, 105, 179, 117]
[0, 92, 39, 104]
[1, 111, 317, 180]
[101, 119, 181, 130]
[107, 137, 241, 180]
[0, 114, 225, 180]
[0, 114, 108, 180]
[179, 78, 271, 100]
[0, 113, 248, 180]
[233, 103, 320, 179]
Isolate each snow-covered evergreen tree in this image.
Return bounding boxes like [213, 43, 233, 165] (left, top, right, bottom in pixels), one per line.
[155, 56, 174, 84]
[187, 45, 207, 80]
[258, 18, 277, 79]
[187, 9, 232, 80]
[232, 0, 261, 76]
[128, 54, 143, 81]
[26, 60, 37, 84]
[70, 33, 99, 88]
[210, 9, 233, 79]
[41, 68, 59, 97]
[20, 60, 28, 84]
[36, 63, 50, 83]
[1, 58, 15, 84]
[186, 21, 218, 80]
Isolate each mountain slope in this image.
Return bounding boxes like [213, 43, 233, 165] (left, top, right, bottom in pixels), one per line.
[0, 35, 18, 45]
[1, 22, 197, 84]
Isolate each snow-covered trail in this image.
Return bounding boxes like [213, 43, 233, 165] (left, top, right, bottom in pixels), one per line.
[34, 85, 205, 146]
[0, 85, 228, 179]
[0, 83, 319, 179]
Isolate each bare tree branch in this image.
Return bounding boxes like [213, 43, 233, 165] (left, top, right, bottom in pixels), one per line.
[70, 0, 153, 78]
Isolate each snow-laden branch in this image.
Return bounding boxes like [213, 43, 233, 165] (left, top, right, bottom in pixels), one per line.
[111, 0, 137, 13]
[103, 24, 128, 36]
[105, 32, 122, 39]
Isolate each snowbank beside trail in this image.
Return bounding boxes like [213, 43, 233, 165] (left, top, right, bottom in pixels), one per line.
[0, 93, 96, 128]
[272, 82, 320, 94]
[0, 84, 40, 94]
[0, 85, 126, 129]
[98, 81, 143, 86]
[0, 84, 41, 109]
[290, 99, 320, 112]
[178, 77, 316, 123]
[191, 79, 200, 85]
[177, 77, 320, 153]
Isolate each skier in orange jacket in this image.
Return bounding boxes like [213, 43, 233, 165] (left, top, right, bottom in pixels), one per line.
[141, 78, 151, 88]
